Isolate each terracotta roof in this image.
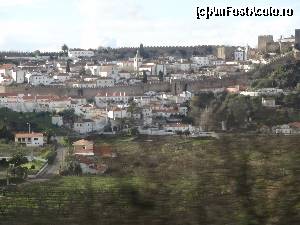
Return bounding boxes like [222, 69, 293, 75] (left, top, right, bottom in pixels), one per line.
[0, 64, 15, 70]
[289, 122, 300, 129]
[0, 93, 18, 97]
[73, 139, 94, 146]
[15, 132, 44, 138]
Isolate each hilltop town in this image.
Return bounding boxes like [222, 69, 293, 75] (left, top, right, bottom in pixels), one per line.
[1, 30, 299, 136]
[0, 23, 299, 225]
[0, 29, 299, 179]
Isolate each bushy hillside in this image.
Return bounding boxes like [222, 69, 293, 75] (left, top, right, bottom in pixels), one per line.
[250, 57, 300, 90]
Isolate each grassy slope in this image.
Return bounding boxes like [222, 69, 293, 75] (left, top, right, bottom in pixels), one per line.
[0, 135, 299, 225]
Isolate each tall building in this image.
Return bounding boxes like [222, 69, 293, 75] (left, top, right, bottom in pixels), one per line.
[134, 49, 143, 72]
[258, 35, 274, 52]
[295, 29, 300, 50]
[217, 47, 226, 60]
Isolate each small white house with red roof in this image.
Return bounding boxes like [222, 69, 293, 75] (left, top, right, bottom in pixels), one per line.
[15, 132, 44, 147]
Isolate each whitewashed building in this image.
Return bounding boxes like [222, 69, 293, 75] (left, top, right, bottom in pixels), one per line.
[107, 108, 129, 120]
[11, 69, 26, 83]
[95, 92, 131, 107]
[52, 115, 64, 126]
[262, 97, 276, 107]
[27, 73, 53, 86]
[73, 119, 94, 134]
[191, 56, 210, 67]
[15, 132, 44, 147]
[96, 78, 115, 87]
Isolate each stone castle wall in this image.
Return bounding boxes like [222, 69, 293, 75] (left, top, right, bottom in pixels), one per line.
[0, 76, 247, 98]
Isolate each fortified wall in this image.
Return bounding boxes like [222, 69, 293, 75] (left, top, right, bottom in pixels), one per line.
[0, 82, 171, 98]
[0, 75, 248, 98]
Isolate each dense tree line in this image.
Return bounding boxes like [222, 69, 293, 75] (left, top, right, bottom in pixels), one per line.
[189, 91, 300, 131]
[251, 61, 300, 89]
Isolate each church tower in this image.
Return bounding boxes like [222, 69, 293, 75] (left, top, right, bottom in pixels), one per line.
[134, 49, 143, 72]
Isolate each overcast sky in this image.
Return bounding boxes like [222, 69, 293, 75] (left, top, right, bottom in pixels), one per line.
[0, 0, 299, 51]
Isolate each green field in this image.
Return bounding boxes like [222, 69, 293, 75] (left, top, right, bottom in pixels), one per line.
[0, 135, 299, 225]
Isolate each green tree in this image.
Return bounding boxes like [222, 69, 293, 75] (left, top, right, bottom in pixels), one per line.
[61, 44, 69, 56]
[79, 67, 86, 75]
[66, 60, 71, 73]
[128, 127, 139, 136]
[0, 126, 14, 141]
[158, 71, 164, 81]
[142, 71, 147, 83]
[9, 152, 28, 167]
[33, 50, 41, 58]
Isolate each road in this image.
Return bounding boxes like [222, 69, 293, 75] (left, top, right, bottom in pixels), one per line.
[36, 146, 66, 178]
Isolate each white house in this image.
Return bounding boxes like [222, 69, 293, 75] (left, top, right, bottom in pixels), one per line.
[262, 97, 276, 107]
[15, 132, 44, 147]
[53, 73, 70, 83]
[234, 47, 248, 61]
[73, 119, 94, 134]
[96, 78, 115, 87]
[155, 64, 167, 75]
[211, 59, 225, 66]
[164, 123, 192, 133]
[273, 124, 293, 135]
[11, 69, 25, 84]
[95, 92, 131, 107]
[191, 56, 210, 67]
[52, 115, 64, 127]
[99, 64, 118, 77]
[107, 108, 128, 120]
[85, 65, 100, 76]
[139, 64, 155, 75]
[36, 96, 71, 112]
[273, 122, 300, 135]
[117, 61, 135, 72]
[142, 107, 152, 118]
[27, 73, 54, 86]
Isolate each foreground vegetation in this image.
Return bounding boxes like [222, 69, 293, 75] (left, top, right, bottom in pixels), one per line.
[0, 135, 299, 225]
[0, 141, 56, 179]
[189, 90, 300, 131]
[0, 108, 70, 138]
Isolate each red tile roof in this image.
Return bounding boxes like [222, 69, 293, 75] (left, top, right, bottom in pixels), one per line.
[15, 132, 44, 138]
[0, 64, 15, 70]
[289, 122, 300, 129]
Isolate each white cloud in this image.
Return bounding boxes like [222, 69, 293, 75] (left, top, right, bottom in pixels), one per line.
[0, 0, 299, 50]
[76, 0, 146, 48]
[0, 0, 38, 7]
